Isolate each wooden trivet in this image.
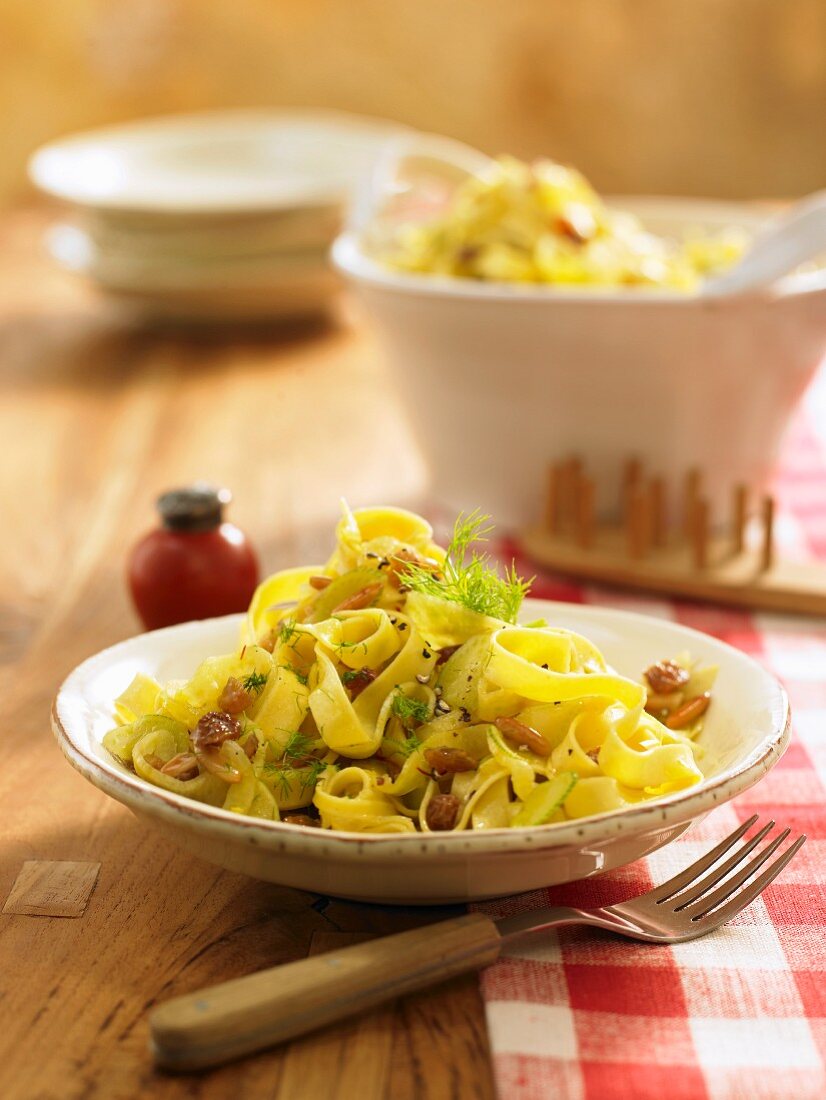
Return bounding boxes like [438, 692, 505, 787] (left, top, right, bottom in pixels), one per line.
[521, 456, 826, 616]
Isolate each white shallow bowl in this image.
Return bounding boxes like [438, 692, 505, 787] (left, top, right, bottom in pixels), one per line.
[47, 222, 339, 322]
[333, 199, 826, 526]
[52, 600, 789, 904]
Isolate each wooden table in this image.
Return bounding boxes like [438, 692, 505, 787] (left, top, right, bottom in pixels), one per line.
[0, 209, 495, 1100]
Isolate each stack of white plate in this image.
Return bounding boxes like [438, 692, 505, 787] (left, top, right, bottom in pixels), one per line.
[29, 110, 400, 321]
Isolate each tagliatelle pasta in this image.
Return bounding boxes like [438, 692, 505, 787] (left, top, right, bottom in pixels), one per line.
[104, 505, 713, 833]
[379, 155, 748, 291]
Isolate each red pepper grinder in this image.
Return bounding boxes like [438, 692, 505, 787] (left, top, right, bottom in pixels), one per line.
[127, 484, 260, 630]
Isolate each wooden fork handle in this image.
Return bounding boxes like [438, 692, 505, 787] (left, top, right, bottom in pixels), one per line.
[150, 911, 501, 1071]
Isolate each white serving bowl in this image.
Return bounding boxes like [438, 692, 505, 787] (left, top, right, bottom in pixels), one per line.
[52, 599, 789, 905]
[332, 199, 826, 527]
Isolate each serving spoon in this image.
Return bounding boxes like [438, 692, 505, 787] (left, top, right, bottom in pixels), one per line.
[701, 188, 826, 297]
[150, 814, 804, 1071]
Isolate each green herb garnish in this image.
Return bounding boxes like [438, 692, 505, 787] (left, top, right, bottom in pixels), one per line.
[242, 671, 269, 694]
[298, 757, 328, 793]
[264, 732, 330, 798]
[279, 619, 304, 648]
[398, 733, 423, 757]
[380, 733, 423, 761]
[281, 730, 315, 762]
[400, 510, 531, 623]
[281, 664, 309, 687]
[391, 693, 430, 728]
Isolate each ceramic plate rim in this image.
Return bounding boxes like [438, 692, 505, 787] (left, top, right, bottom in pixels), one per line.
[52, 601, 790, 860]
[29, 109, 401, 215]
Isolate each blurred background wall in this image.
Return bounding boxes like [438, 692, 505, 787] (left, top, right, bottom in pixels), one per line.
[1, 0, 824, 206]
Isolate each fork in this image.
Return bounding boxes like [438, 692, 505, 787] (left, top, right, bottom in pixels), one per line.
[150, 815, 805, 1071]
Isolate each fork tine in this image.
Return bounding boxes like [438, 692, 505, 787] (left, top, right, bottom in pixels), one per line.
[691, 835, 807, 927]
[681, 828, 792, 920]
[648, 814, 759, 903]
[670, 820, 776, 910]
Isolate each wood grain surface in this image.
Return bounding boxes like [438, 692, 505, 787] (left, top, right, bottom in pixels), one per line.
[0, 208, 494, 1100]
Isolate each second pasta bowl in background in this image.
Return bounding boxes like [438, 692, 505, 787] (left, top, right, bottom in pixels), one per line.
[333, 140, 826, 526]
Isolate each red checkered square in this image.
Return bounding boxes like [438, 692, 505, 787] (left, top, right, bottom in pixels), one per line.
[793, 970, 826, 1017]
[565, 963, 689, 1016]
[582, 1062, 707, 1100]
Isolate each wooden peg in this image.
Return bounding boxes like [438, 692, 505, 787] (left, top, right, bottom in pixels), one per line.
[732, 483, 749, 554]
[626, 486, 651, 560]
[545, 463, 562, 533]
[761, 494, 775, 571]
[623, 456, 642, 518]
[684, 468, 702, 539]
[576, 475, 595, 549]
[559, 455, 582, 529]
[691, 497, 709, 570]
[650, 476, 667, 547]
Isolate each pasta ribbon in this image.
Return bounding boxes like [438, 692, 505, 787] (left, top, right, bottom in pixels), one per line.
[244, 565, 323, 645]
[309, 612, 436, 757]
[598, 727, 702, 795]
[308, 609, 400, 671]
[113, 673, 162, 726]
[315, 767, 417, 832]
[329, 503, 443, 571]
[405, 591, 502, 650]
[249, 662, 310, 753]
[564, 776, 646, 818]
[488, 627, 646, 710]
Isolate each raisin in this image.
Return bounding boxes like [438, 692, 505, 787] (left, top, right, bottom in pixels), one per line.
[644, 659, 690, 695]
[217, 677, 254, 715]
[344, 667, 377, 699]
[494, 716, 552, 757]
[159, 752, 199, 781]
[424, 747, 476, 774]
[331, 583, 383, 614]
[426, 794, 461, 831]
[191, 711, 242, 751]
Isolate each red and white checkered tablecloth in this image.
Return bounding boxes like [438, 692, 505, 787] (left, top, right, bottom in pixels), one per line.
[476, 369, 826, 1100]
